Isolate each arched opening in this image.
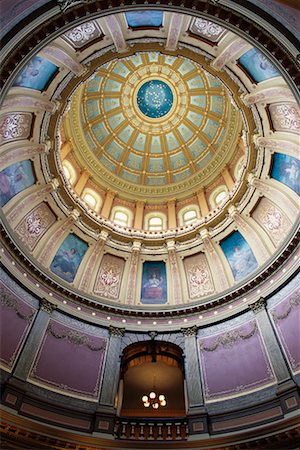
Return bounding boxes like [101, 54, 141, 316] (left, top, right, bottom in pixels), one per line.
[119, 340, 185, 418]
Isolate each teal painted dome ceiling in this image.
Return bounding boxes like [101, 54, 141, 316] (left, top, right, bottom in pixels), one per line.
[63, 52, 242, 200]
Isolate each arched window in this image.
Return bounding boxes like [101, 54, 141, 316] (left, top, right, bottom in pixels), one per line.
[209, 186, 228, 208]
[62, 160, 77, 185]
[111, 206, 133, 227]
[144, 212, 167, 231]
[178, 205, 200, 226]
[81, 188, 102, 212]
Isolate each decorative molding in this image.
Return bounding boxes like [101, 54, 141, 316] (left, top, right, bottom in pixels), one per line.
[109, 326, 125, 338]
[0, 286, 35, 321]
[199, 322, 257, 351]
[40, 299, 57, 314]
[249, 297, 266, 314]
[181, 325, 198, 337]
[47, 323, 105, 351]
[271, 293, 300, 321]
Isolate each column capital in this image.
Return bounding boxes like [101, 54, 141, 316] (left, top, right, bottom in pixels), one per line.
[109, 326, 125, 338]
[249, 297, 266, 314]
[181, 325, 198, 337]
[40, 298, 57, 314]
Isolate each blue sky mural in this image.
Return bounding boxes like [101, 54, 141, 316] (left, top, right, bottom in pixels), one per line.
[141, 261, 167, 304]
[271, 153, 300, 195]
[221, 231, 258, 282]
[50, 233, 88, 283]
[0, 160, 35, 207]
[125, 11, 163, 28]
[13, 56, 58, 91]
[239, 48, 279, 83]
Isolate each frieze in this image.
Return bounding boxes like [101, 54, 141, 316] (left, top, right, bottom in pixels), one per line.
[47, 323, 105, 351]
[0, 285, 36, 321]
[270, 292, 300, 321]
[199, 322, 257, 351]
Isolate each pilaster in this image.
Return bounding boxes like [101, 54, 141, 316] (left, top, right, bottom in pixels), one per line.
[125, 241, 141, 305]
[167, 240, 182, 305]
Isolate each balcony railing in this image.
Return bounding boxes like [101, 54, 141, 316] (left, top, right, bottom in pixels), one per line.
[114, 418, 188, 440]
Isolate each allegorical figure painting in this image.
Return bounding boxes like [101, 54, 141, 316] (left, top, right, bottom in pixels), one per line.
[13, 56, 58, 91]
[220, 231, 258, 282]
[271, 153, 300, 195]
[125, 10, 163, 28]
[0, 160, 36, 207]
[239, 48, 279, 83]
[141, 261, 167, 304]
[50, 233, 88, 283]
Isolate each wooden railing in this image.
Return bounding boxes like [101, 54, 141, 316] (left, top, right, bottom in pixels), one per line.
[114, 418, 188, 440]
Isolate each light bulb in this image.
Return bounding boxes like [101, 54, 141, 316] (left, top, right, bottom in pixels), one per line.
[159, 395, 165, 401]
[149, 391, 156, 399]
[153, 403, 159, 409]
[142, 395, 148, 403]
[144, 402, 150, 407]
[160, 400, 166, 406]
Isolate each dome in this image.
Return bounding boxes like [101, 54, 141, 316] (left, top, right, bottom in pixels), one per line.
[0, 2, 299, 449]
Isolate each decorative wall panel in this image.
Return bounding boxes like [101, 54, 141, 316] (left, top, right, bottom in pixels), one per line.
[269, 291, 300, 374]
[62, 21, 102, 48]
[271, 153, 300, 195]
[269, 104, 300, 133]
[0, 113, 32, 145]
[93, 253, 125, 300]
[0, 284, 37, 371]
[29, 319, 107, 399]
[0, 160, 36, 207]
[12, 56, 58, 91]
[183, 253, 214, 299]
[198, 320, 275, 401]
[189, 18, 226, 42]
[238, 48, 279, 82]
[15, 202, 56, 251]
[252, 198, 291, 247]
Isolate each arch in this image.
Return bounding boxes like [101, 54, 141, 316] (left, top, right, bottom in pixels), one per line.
[234, 156, 246, 181]
[62, 160, 77, 185]
[111, 206, 133, 227]
[178, 205, 200, 226]
[144, 212, 167, 231]
[209, 185, 228, 209]
[82, 188, 102, 212]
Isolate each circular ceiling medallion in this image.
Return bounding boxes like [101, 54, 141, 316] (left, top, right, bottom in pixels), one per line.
[136, 79, 174, 118]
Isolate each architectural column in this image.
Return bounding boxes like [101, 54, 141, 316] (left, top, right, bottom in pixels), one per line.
[167, 240, 182, 305]
[248, 174, 299, 221]
[197, 190, 209, 217]
[181, 326, 204, 413]
[99, 326, 125, 410]
[249, 298, 294, 391]
[211, 37, 251, 71]
[40, 44, 84, 76]
[101, 190, 116, 219]
[60, 140, 73, 160]
[74, 169, 90, 195]
[78, 230, 108, 292]
[221, 166, 235, 190]
[201, 229, 230, 291]
[167, 199, 177, 229]
[228, 205, 270, 264]
[13, 299, 56, 381]
[125, 241, 141, 305]
[104, 15, 127, 53]
[165, 13, 184, 51]
[37, 208, 80, 266]
[134, 201, 144, 229]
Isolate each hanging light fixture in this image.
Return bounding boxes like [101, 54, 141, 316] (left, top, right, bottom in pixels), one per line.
[142, 392, 167, 409]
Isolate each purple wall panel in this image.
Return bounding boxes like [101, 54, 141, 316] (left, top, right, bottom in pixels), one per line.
[270, 293, 300, 374]
[30, 320, 107, 399]
[199, 320, 275, 400]
[0, 284, 36, 370]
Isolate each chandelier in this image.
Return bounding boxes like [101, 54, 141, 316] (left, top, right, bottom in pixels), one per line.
[142, 391, 167, 409]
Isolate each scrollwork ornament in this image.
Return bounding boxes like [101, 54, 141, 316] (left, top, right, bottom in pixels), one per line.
[181, 325, 198, 337]
[0, 288, 35, 321]
[199, 322, 257, 352]
[40, 298, 57, 314]
[57, 0, 94, 11]
[109, 325, 125, 338]
[47, 323, 105, 351]
[249, 297, 266, 314]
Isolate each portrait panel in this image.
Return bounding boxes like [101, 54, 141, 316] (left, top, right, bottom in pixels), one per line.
[125, 11, 163, 28]
[239, 48, 279, 83]
[13, 56, 58, 91]
[0, 160, 35, 207]
[50, 233, 88, 283]
[141, 261, 167, 304]
[220, 231, 258, 282]
[271, 153, 300, 195]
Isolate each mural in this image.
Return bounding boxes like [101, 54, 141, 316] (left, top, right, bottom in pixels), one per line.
[50, 233, 88, 283]
[220, 231, 258, 282]
[184, 253, 214, 299]
[141, 261, 167, 304]
[271, 153, 300, 195]
[239, 48, 279, 83]
[13, 56, 58, 91]
[0, 160, 35, 207]
[125, 10, 163, 28]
